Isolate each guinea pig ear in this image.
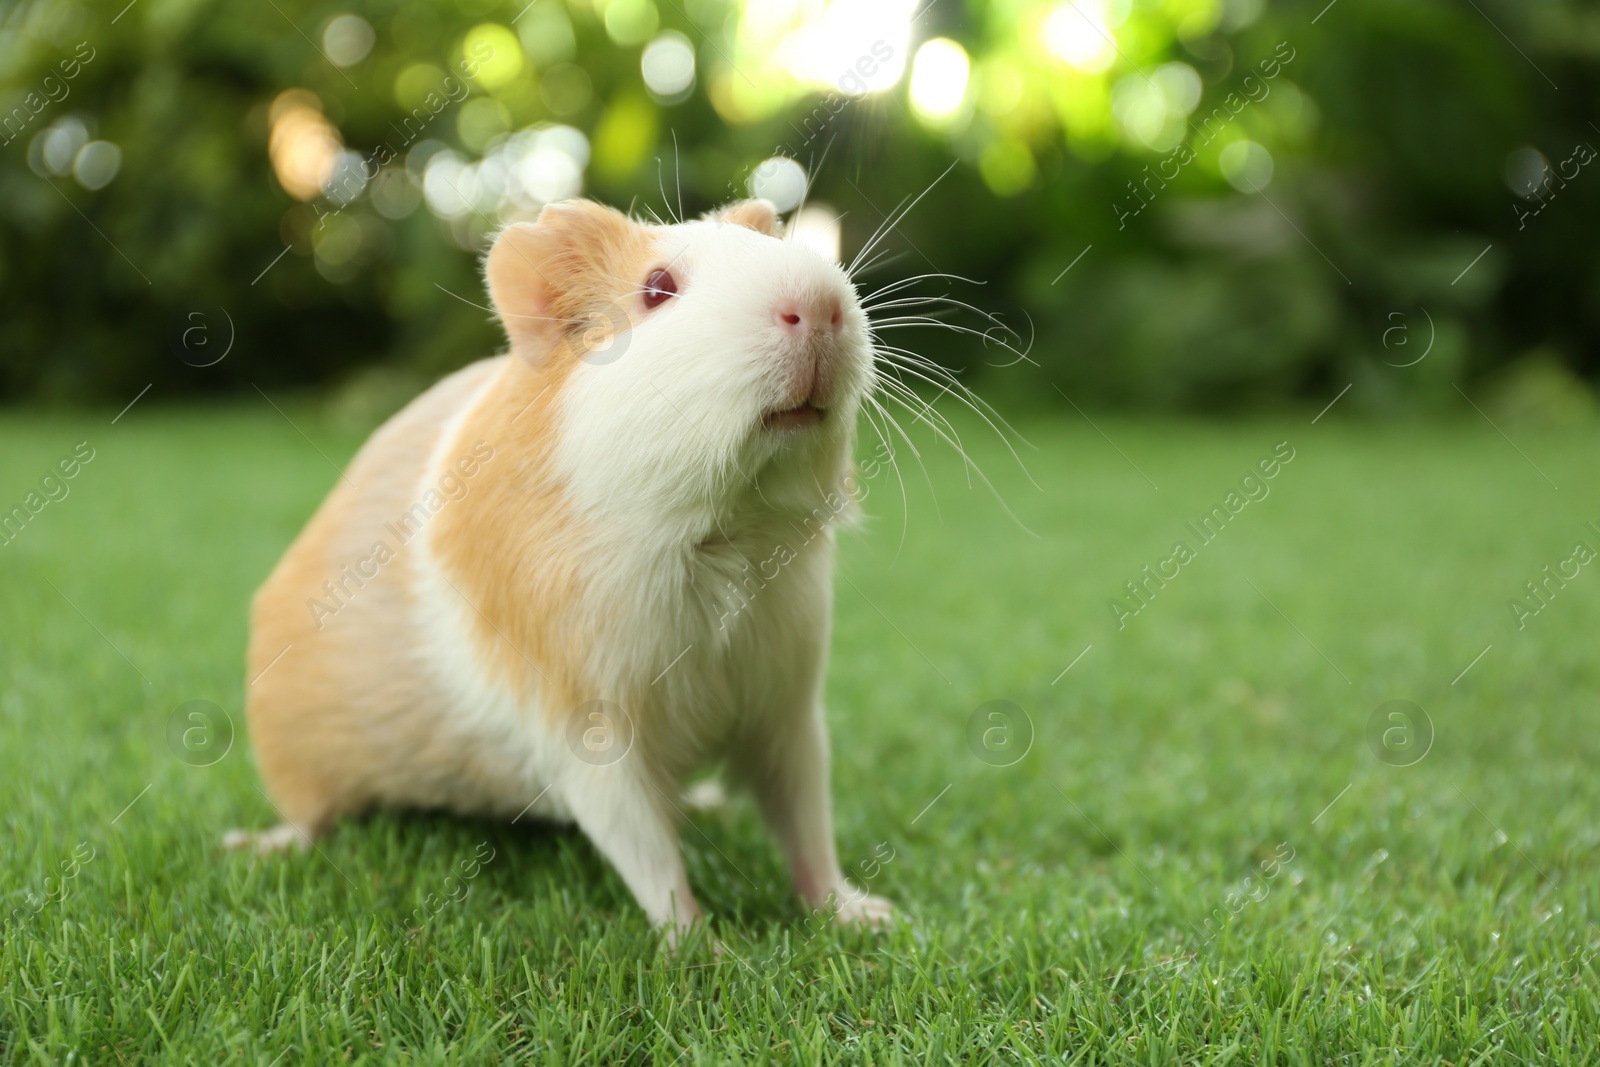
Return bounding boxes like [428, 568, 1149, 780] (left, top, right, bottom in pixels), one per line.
[709, 198, 782, 237]
[483, 220, 568, 356]
[483, 200, 642, 358]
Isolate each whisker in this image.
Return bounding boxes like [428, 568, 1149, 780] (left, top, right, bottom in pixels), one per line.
[863, 295, 1006, 322]
[867, 312, 961, 328]
[875, 371, 970, 490]
[834, 189, 1042, 538]
[877, 373, 965, 456]
[860, 301, 958, 317]
[792, 131, 838, 229]
[655, 156, 677, 225]
[863, 272, 990, 302]
[875, 378, 977, 496]
[870, 374, 966, 499]
[871, 342, 1010, 415]
[846, 190, 915, 280]
[672, 129, 685, 224]
[862, 393, 927, 556]
[851, 249, 910, 279]
[871, 344, 1040, 485]
[870, 319, 1033, 365]
[858, 396, 914, 551]
[863, 293, 1022, 338]
[870, 336, 1035, 439]
[980, 309, 1037, 370]
[433, 283, 595, 326]
[873, 374, 1038, 538]
[846, 159, 958, 278]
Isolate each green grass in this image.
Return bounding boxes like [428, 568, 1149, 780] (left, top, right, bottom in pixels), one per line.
[3, 399, 1600, 1064]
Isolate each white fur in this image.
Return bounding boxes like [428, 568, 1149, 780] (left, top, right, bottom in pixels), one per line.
[408, 212, 889, 932]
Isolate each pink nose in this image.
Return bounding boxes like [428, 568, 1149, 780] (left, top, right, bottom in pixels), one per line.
[774, 297, 843, 335]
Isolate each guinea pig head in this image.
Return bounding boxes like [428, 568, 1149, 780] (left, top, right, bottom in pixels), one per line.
[483, 198, 874, 516]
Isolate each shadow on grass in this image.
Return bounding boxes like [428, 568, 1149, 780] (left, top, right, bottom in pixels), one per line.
[287, 804, 809, 939]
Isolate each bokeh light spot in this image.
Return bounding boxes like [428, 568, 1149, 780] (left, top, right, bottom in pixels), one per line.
[393, 63, 447, 110]
[980, 140, 1036, 196]
[592, 93, 658, 181]
[35, 117, 89, 177]
[1043, 0, 1118, 75]
[789, 204, 841, 263]
[461, 24, 524, 91]
[642, 31, 696, 101]
[73, 140, 121, 190]
[604, 0, 660, 47]
[910, 38, 971, 124]
[322, 14, 375, 68]
[269, 90, 341, 202]
[541, 64, 594, 117]
[1220, 139, 1274, 192]
[1504, 146, 1550, 199]
[457, 97, 512, 152]
[749, 156, 807, 213]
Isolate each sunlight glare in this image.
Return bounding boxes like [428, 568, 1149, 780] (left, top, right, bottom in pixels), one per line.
[909, 38, 971, 123]
[1043, 0, 1118, 75]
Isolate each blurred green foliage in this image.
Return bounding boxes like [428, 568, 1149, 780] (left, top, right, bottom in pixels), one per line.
[0, 0, 1596, 412]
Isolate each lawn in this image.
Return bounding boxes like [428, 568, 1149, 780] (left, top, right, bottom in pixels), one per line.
[2, 399, 1598, 1064]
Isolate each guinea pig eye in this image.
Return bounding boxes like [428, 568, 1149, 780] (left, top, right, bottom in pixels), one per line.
[643, 269, 678, 309]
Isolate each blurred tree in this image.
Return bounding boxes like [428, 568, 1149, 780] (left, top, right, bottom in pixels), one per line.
[0, 0, 1594, 412]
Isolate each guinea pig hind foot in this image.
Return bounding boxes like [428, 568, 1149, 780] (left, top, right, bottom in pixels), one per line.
[221, 822, 319, 855]
[832, 890, 895, 928]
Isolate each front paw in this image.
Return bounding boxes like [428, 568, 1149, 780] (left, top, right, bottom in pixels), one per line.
[657, 903, 709, 953]
[832, 888, 895, 927]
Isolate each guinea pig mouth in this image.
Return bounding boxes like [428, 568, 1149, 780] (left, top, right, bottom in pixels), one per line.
[763, 402, 825, 430]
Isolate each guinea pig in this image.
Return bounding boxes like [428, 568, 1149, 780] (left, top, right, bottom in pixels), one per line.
[227, 197, 892, 936]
